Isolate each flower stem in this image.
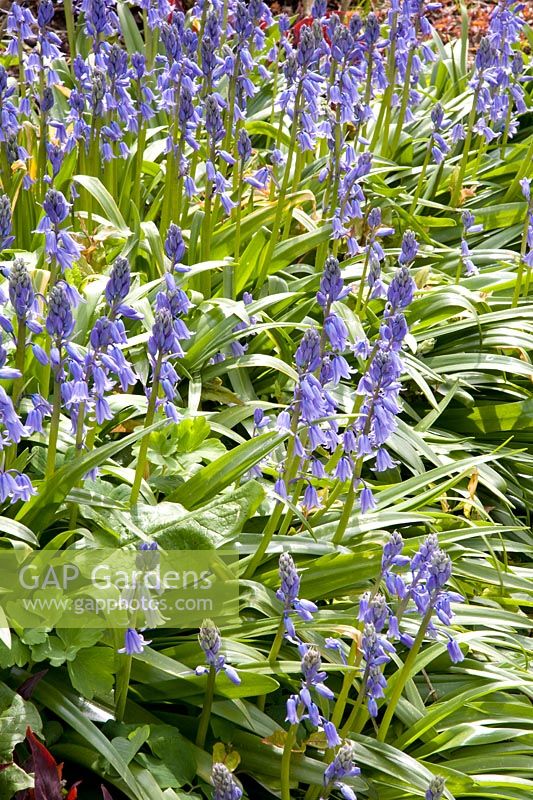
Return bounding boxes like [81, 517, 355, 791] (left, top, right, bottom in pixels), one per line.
[196, 664, 216, 748]
[130, 359, 161, 507]
[68, 401, 87, 529]
[340, 665, 369, 737]
[280, 723, 298, 800]
[244, 503, 284, 580]
[132, 110, 146, 216]
[505, 135, 533, 201]
[45, 375, 62, 480]
[114, 628, 132, 722]
[389, 46, 415, 156]
[256, 86, 303, 291]
[11, 318, 26, 410]
[512, 203, 532, 307]
[63, 0, 77, 61]
[409, 139, 432, 216]
[267, 616, 286, 665]
[244, 406, 300, 578]
[450, 85, 481, 207]
[330, 639, 360, 729]
[376, 607, 433, 742]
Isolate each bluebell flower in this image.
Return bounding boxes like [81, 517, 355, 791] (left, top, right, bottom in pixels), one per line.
[398, 229, 419, 267]
[46, 282, 75, 341]
[520, 179, 533, 270]
[82, 0, 119, 44]
[105, 256, 130, 308]
[312, 0, 327, 19]
[6, 3, 36, 54]
[317, 256, 350, 309]
[36, 189, 81, 273]
[325, 637, 348, 665]
[8, 259, 40, 335]
[384, 535, 465, 661]
[0, 386, 27, 447]
[0, 195, 14, 250]
[148, 307, 183, 358]
[381, 531, 410, 575]
[196, 619, 241, 684]
[286, 645, 334, 727]
[164, 223, 187, 271]
[387, 263, 416, 312]
[0, 470, 35, 503]
[211, 763, 242, 800]
[425, 776, 446, 800]
[460, 211, 482, 277]
[119, 628, 151, 655]
[359, 484, 376, 514]
[295, 328, 322, 374]
[359, 592, 391, 632]
[36, 0, 62, 59]
[237, 128, 252, 163]
[323, 742, 361, 800]
[361, 622, 395, 716]
[0, 67, 19, 142]
[25, 394, 52, 435]
[276, 553, 318, 639]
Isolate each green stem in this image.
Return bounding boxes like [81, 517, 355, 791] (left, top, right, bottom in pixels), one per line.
[280, 723, 299, 800]
[196, 664, 216, 748]
[130, 359, 161, 507]
[373, 14, 399, 156]
[17, 39, 26, 105]
[282, 147, 303, 239]
[505, 135, 533, 201]
[132, 98, 147, 215]
[450, 84, 481, 207]
[11, 318, 26, 409]
[256, 85, 303, 291]
[244, 503, 283, 580]
[330, 639, 360, 728]
[331, 476, 357, 547]
[339, 666, 369, 737]
[45, 373, 62, 480]
[355, 248, 371, 317]
[244, 403, 301, 578]
[512, 201, 532, 307]
[500, 100, 513, 161]
[267, 616, 286, 665]
[409, 139, 432, 215]
[225, 163, 244, 299]
[115, 627, 133, 723]
[376, 607, 433, 742]
[389, 46, 415, 156]
[63, 0, 77, 61]
[68, 401, 87, 529]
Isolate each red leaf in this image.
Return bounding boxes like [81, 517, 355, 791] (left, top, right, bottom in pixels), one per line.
[17, 671, 48, 701]
[25, 728, 62, 800]
[101, 786, 114, 799]
[66, 781, 82, 800]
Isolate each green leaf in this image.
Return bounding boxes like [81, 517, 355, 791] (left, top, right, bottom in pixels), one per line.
[73, 175, 131, 233]
[0, 682, 42, 761]
[148, 725, 196, 786]
[16, 420, 165, 534]
[67, 646, 115, 700]
[167, 432, 286, 508]
[0, 517, 39, 547]
[133, 480, 264, 548]
[0, 763, 34, 796]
